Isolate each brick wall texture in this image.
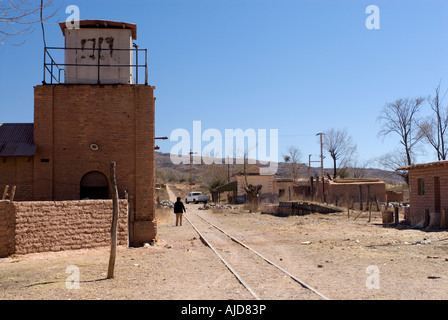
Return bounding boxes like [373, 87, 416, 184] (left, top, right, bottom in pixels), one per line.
[0, 84, 156, 247]
[0, 199, 128, 257]
[408, 164, 448, 225]
[317, 180, 386, 205]
[0, 158, 34, 201]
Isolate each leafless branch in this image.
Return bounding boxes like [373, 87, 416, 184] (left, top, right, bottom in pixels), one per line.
[0, 0, 58, 45]
[377, 97, 425, 166]
[322, 128, 357, 179]
[282, 145, 304, 181]
[418, 83, 448, 160]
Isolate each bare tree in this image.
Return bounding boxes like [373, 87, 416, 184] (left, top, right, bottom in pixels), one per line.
[241, 150, 262, 205]
[377, 97, 425, 167]
[350, 158, 372, 179]
[322, 128, 357, 179]
[376, 150, 411, 184]
[282, 145, 304, 181]
[418, 84, 448, 160]
[201, 163, 227, 194]
[0, 0, 58, 45]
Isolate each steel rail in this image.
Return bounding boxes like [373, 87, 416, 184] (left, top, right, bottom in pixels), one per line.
[182, 213, 261, 300]
[189, 211, 331, 301]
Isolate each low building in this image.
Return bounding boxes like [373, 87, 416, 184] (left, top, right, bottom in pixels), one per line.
[317, 178, 386, 207]
[273, 178, 294, 201]
[231, 165, 275, 202]
[398, 160, 448, 226]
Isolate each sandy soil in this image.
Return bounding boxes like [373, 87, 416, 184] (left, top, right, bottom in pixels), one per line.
[1, 185, 448, 301]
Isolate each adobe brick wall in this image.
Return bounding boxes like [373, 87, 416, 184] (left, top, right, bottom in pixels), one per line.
[386, 190, 404, 203]
[33, 84, 156, 246]
[232, 175, 275, 197]
[0, 201, 15, 257]
[317, 180, 386, 205]
[0, 199, 128, 257]
[408, 165, 448, 225]
[0, 157, 34, 201]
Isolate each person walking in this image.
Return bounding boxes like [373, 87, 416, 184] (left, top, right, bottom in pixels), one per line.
[174, 197, 186, 226]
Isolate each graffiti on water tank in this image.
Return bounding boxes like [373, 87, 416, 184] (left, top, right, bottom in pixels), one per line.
[79, 37, 114, 60]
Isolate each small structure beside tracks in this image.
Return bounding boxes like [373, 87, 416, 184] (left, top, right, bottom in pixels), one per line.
[262, 201, 343, 217]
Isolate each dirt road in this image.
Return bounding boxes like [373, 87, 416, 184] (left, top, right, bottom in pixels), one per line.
[1, 188, 448, 300]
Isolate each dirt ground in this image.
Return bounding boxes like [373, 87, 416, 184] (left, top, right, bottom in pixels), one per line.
[1, 185, 448, 301]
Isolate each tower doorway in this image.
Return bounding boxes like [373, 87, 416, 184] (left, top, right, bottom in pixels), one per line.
[80, 171, 109, 199]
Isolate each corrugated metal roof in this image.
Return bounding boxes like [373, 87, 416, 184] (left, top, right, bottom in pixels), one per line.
[0, 123, 37, 157]
[397, 160, 448, 171]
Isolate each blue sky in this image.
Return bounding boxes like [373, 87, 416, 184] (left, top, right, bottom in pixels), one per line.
[1, 0, 448, 170]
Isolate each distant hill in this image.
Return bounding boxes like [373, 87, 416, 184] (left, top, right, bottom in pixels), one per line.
[155, 152, 404, 185]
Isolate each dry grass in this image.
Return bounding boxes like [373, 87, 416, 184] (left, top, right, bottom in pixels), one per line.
[155, 208, 173, 224]
[243, 202, 259, 213]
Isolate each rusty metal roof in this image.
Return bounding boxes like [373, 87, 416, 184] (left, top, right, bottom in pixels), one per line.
[59, 20, 137, 39]
[397, 160, 448, 171]
[0, 123, 37, 157]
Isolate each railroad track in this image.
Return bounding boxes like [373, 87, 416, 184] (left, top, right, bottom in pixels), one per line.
[183, 210, 330, 300]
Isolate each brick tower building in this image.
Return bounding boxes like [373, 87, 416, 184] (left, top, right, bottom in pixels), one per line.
[1, 20, 157, 246]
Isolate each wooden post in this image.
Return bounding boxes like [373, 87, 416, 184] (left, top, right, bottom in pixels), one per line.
[347, 202, 350, 219]
[441, 209, 447, 229]
[9, 186, 16, 201]
[107, 161, 119, 279]
[125, 190, 130, 248]
[322, 177, 325, 203]
[394, 206, 399, 225]
[358, 185, 363, 211]
[310, 177, 314, 201]
[367, 184, 371, 223]
[423, 209, 430, 228]
[2, 185, 9, 200]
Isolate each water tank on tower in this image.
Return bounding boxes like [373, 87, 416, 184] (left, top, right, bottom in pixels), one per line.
[59, 20, 137, 85]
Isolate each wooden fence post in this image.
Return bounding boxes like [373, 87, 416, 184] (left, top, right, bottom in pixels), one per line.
[358, 185, 363, 211]
[394, 206, 399, 225]
[423, 209, 430, 228]
[347, 202, 350, 219]
[2, 185, 9, 200]
[10, 186, 16, 201]
[441, 209, 447, 229]
[107, 161, 119, 279]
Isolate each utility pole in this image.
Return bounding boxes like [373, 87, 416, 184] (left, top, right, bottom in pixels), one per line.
[189, 150, 198, 190]
[227, 156, 230, 182]
[316, 132, 325, 203]
[316, 133, 325, 179]
[309, 154, 311, 180]
[308, 154, 321, 180]
[309, 154, 321, 201]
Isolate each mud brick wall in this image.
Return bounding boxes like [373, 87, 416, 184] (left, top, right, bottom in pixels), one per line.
[33, 84, 156, 246]
[0, 199, 128, 257]
[386, 190, 404, 203]
[329, 182, 386, 204]
[408, 165, 448, 226]
[317, 180, 386, 206]
[0, 201, 15, 257]
[0, 157, 34, 201]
